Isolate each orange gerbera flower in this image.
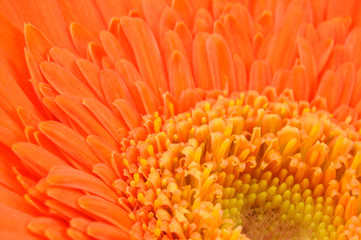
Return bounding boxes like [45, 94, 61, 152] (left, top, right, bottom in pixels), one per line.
[1, 0, 361, 239]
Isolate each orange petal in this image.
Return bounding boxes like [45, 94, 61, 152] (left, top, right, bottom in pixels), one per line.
[92, 0, 128, 23]
[47, 166, 117, 203]
[179, 89, 203, 113]
[323, 45, 350, 73]
[49, 47, 86, 83]
[297, 37, 317, 96]
[70, 23, 99, 57]
[162, 30, 189, 70]
[249, 60, 271, 93]
[221, 14, 254, 71]
[27, 217, 66, 238]
[78, 195, 132, 230]
[86, 135, 117, 166]
[233, 55, 248, 91]
[0, 107, 25, 147]
[134, 81, 161, 114]
[57, 0, 105, 36]
[100, 68, 136, 111]
[192, 32, 212, 90]
[0, 203, 38, 240]
[70, 217, 92, 232]
[140, 0, 167, 41]
[333, 105, 358, 123]
[83, 97, 128, 141]
[174, 21, 192, 62]
[159, 7, 178, 37]
[87, 42, 106, 68]
[313, 39, 334, 75]
[113, 99, 141, 130]
[42, 96, 71, 127]
[12, 142, 68, 177]
[317, 17, 351, 44]
[25, 48, 46, 102]
[351, 69, 361, 107]
[337, 62, 355, 106]
[67, 228, 92, 240]
[169, 51, 194, 98]
[120, 16, 168, 95]
[286, 65, 310, 101]
[100, 31, 129, 64]
[0, 15, 34, 99]
[45, 199, 86, 220]
[0, 184, 39, 215]
[24, 24, 53, 63]
[0, 62, 42, 120]
[326, 0, 356, 19]
[206, 34, 236, 92]
[0, 159, 25, 193]
[40, 62, 97, 99]
[92, 163, 117, 187]
[55, 95, 117, 146]
[17, 106, 42, 128]
[46, 186, 83, 211]
[316, 70, 342, 111]
[346, 27, 361, 70]
[114, 60, 146, 114]
[193, 8, 213, 33]
[87, 222, 128, 239]
[39, 121, 100, 169]
[266, 5, 304, 71]
[222, 3, 254, 41]
[172, 0, 194, 29]
[77, 59, 105, 101]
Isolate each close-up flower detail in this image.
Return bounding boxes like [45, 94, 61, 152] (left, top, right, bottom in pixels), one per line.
[2, 0, 361, 239]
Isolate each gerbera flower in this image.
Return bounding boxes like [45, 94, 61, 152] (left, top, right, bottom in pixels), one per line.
[1, 0, 361, 239]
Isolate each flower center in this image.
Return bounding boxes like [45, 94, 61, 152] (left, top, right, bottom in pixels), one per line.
[117, 89, 360, 239]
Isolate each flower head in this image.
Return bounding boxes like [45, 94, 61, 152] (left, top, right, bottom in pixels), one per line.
[1, 0, 361, 240]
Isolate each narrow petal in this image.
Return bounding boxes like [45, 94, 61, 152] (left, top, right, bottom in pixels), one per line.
[172, 0, 194, 29]
[0, 107, 25, 147]
[113, 99, 141, 130]
[12, 142, 68, 177]
[192, 32, 212, 90]
[337, 62, 355, 106]
[55, 95, 117, 146]
[351, 69, 361, 107]
[78, 195, 132, 231]
[100, 69, 136, 111]
[206, 34, 236, 92]
[47, 166, 117, 203]
[39, 121, 100, 169]
[286, 65, 310, 101]
[297, 37, 317, 96]
[100, 31, 129, 64]
[316, 70, 342, 111]
[76, 59, 105, 101]
[249, 60, 271, 93]
[120, 16, 168, 95]
[57, 0, 106, 36]
[87, 222, 129, 239]
[86, 135, 117, 166]
[134, 81, 161, 114]
[313, 39, 334, 75]
[83, 98, 128, 141]
[266, 4, 304, 71]
[169, 51, 194, 98]
[40, 62, 97, 99]
[0, 203, 38, 240]
[70, 23, 99, 57]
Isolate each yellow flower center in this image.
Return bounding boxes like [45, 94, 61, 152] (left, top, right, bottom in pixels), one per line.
[117, 89, 361, 239]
